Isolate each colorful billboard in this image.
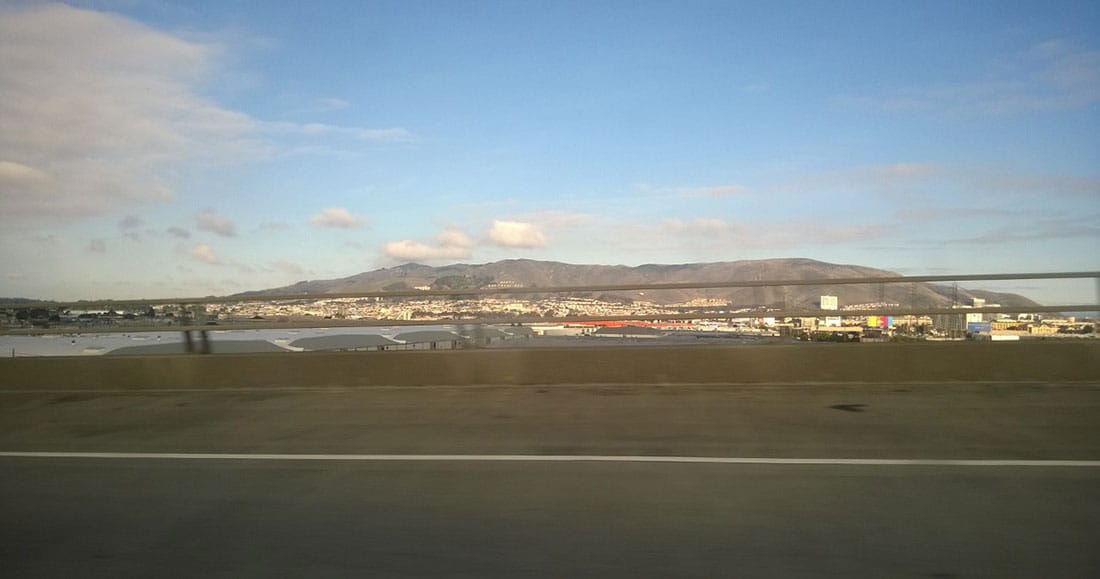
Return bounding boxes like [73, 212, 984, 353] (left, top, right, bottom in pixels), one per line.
[866, 316, 889, 328]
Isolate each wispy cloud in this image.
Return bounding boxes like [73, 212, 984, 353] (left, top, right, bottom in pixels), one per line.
[659, 218, 731, 236]
[841, 39, 1100, 115]
[266, 122, 416, 143]
[118, 215, 144, 230]
[780, 163, 942, 195]
[773, 162, 1098, 204]
[310, 207, 365, 229]
[87, 239, 107, 253]
[636, 183, 751, 199]
[682, 185, 750, 198]
[258, 221, 292, 232]
[952, 167, 1100, 198]
[625, 217, 886, 251]
[316, 97, 349, 111]
[950, 214, 1100, 245]
[117, 215, 147, 241]
[0, 4, 414, 223]
[0, 5, 242, 221]
[510, 210, 591, 228]
[196, 210, 237, 237]
[166, 226, 191, 239]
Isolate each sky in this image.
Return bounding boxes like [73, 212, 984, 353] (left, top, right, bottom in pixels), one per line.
[1, 0, 1097, 303]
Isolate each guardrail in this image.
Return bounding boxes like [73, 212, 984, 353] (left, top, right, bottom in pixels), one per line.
[1, 304, 1097, 336]
[2, 270, 1098, 338]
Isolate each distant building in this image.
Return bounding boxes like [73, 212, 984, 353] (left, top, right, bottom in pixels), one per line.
[393, 330, 465, 350]
[592, 325, 664, 339]
[289, 334, 399, 352]
[820, 295, 840, 327]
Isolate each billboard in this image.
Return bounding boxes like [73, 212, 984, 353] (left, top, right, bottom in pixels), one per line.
[866, 316, 889, 328]
[967, 321, 992, 333]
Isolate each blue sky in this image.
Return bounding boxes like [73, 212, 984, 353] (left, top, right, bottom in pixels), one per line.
[1, 1, 1097, 302]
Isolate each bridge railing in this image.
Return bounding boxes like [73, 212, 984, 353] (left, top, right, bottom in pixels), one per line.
[2, 270, 1098, 336]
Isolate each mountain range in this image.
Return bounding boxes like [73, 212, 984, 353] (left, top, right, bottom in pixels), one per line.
[237, 258, 1038, 309]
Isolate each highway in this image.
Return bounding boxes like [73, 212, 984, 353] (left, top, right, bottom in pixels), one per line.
[2, 382, 1099, 577]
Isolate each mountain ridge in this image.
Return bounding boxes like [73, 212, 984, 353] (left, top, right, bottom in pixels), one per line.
[235, 258, 1039, 309]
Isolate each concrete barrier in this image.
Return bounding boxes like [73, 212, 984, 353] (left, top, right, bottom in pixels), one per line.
[1, 341, 1097, 390]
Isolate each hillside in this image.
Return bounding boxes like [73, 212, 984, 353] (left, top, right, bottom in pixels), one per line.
[235, 258, 1039, 309]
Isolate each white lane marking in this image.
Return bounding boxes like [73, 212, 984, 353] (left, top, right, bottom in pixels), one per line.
[1, 452, 1098, 467]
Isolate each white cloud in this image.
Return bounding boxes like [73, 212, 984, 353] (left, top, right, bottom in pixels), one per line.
[190, 243, 220, 264]
[196, 210, 237, 237]
[0, 4, 415, 223]
[310, 207, 365, 229]
[384, 240, 472, 262]
[487, 220, 546, 248]
[383, 229, 474, 262]
[434, 229, 474, 249]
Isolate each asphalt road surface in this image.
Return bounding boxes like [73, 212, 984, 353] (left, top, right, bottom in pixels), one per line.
[2, 383, 1099, 577]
